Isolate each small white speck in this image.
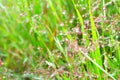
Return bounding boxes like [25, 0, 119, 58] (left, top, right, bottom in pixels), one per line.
[62, 11, 66, 15]
[60, 23, 64, 27]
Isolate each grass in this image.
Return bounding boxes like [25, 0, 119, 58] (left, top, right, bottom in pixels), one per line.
[0, 0, 120, 80]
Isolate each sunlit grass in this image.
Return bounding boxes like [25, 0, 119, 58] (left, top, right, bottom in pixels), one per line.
[0, 0, 120, 80]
